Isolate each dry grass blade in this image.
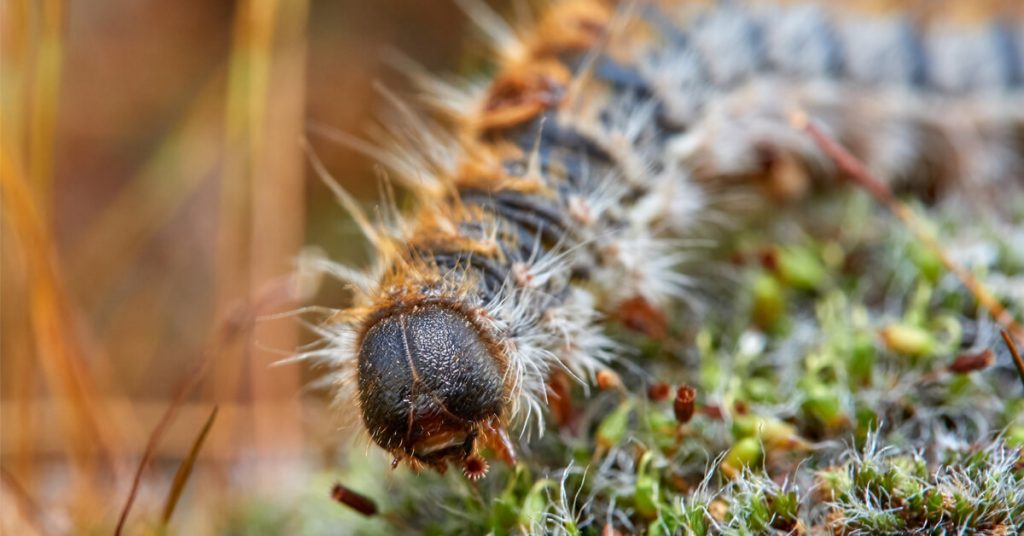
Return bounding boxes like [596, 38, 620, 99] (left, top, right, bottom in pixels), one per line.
[28, 0, 64, 212]
[791, 112, 1024, 343]
[114, 273, 306, 535]
[1, 467, 53, 536]
[246, 0, 309, 471]
[1002, 330, 1024, 390]
[2, 0, 128, 488]
[161, 405, 219, 525]
[199, 0, 310, 474]
[1, 151, 124, 477]
[113, 304, 248, 535]
[114, 359, 209, 536]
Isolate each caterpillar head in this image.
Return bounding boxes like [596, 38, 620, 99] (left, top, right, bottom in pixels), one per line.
[356, 302, 514, 476]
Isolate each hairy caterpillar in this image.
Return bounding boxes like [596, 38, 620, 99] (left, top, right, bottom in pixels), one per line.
[305, 0, 1024, 479]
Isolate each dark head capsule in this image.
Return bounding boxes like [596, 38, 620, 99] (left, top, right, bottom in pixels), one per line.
[356, 303, 506, 469]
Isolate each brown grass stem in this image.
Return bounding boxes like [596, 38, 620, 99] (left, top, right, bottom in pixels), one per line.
[1001, 330, 1024, 391]
[791, 111, 1024, 343]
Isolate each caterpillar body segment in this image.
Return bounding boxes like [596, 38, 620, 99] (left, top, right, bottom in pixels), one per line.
[313, 0, 1024, 476]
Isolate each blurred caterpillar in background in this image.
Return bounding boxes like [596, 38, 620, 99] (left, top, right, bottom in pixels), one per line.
[302, 0, 1024, 478]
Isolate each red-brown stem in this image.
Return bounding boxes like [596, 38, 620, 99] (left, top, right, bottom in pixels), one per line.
[1001, 330, 1024, 391]
[792, 112, 1024, 343]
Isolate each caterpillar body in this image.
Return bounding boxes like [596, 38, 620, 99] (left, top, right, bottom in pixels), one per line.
[309, 0, 1024, 478]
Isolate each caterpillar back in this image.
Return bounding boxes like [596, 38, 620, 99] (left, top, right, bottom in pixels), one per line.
[306, 0, 1024, 477]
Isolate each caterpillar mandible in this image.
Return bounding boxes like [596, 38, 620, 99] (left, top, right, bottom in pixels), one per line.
[306, 0, 1024, 479]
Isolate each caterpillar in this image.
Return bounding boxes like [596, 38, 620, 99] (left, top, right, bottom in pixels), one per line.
[306, 0, 1024, 479]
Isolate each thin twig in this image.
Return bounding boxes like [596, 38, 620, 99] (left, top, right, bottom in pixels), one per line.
[791, 111, 1024, 343]
[1001, 330, 1024, 391]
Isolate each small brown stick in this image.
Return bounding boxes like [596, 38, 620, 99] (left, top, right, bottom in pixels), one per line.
[791, 112, 1024, 343]
[1001, 330, 1024, 391]
[331, 483, 378, 516]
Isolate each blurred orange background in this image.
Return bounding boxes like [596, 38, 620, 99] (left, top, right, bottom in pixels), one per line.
[1, 1, 503, 532]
